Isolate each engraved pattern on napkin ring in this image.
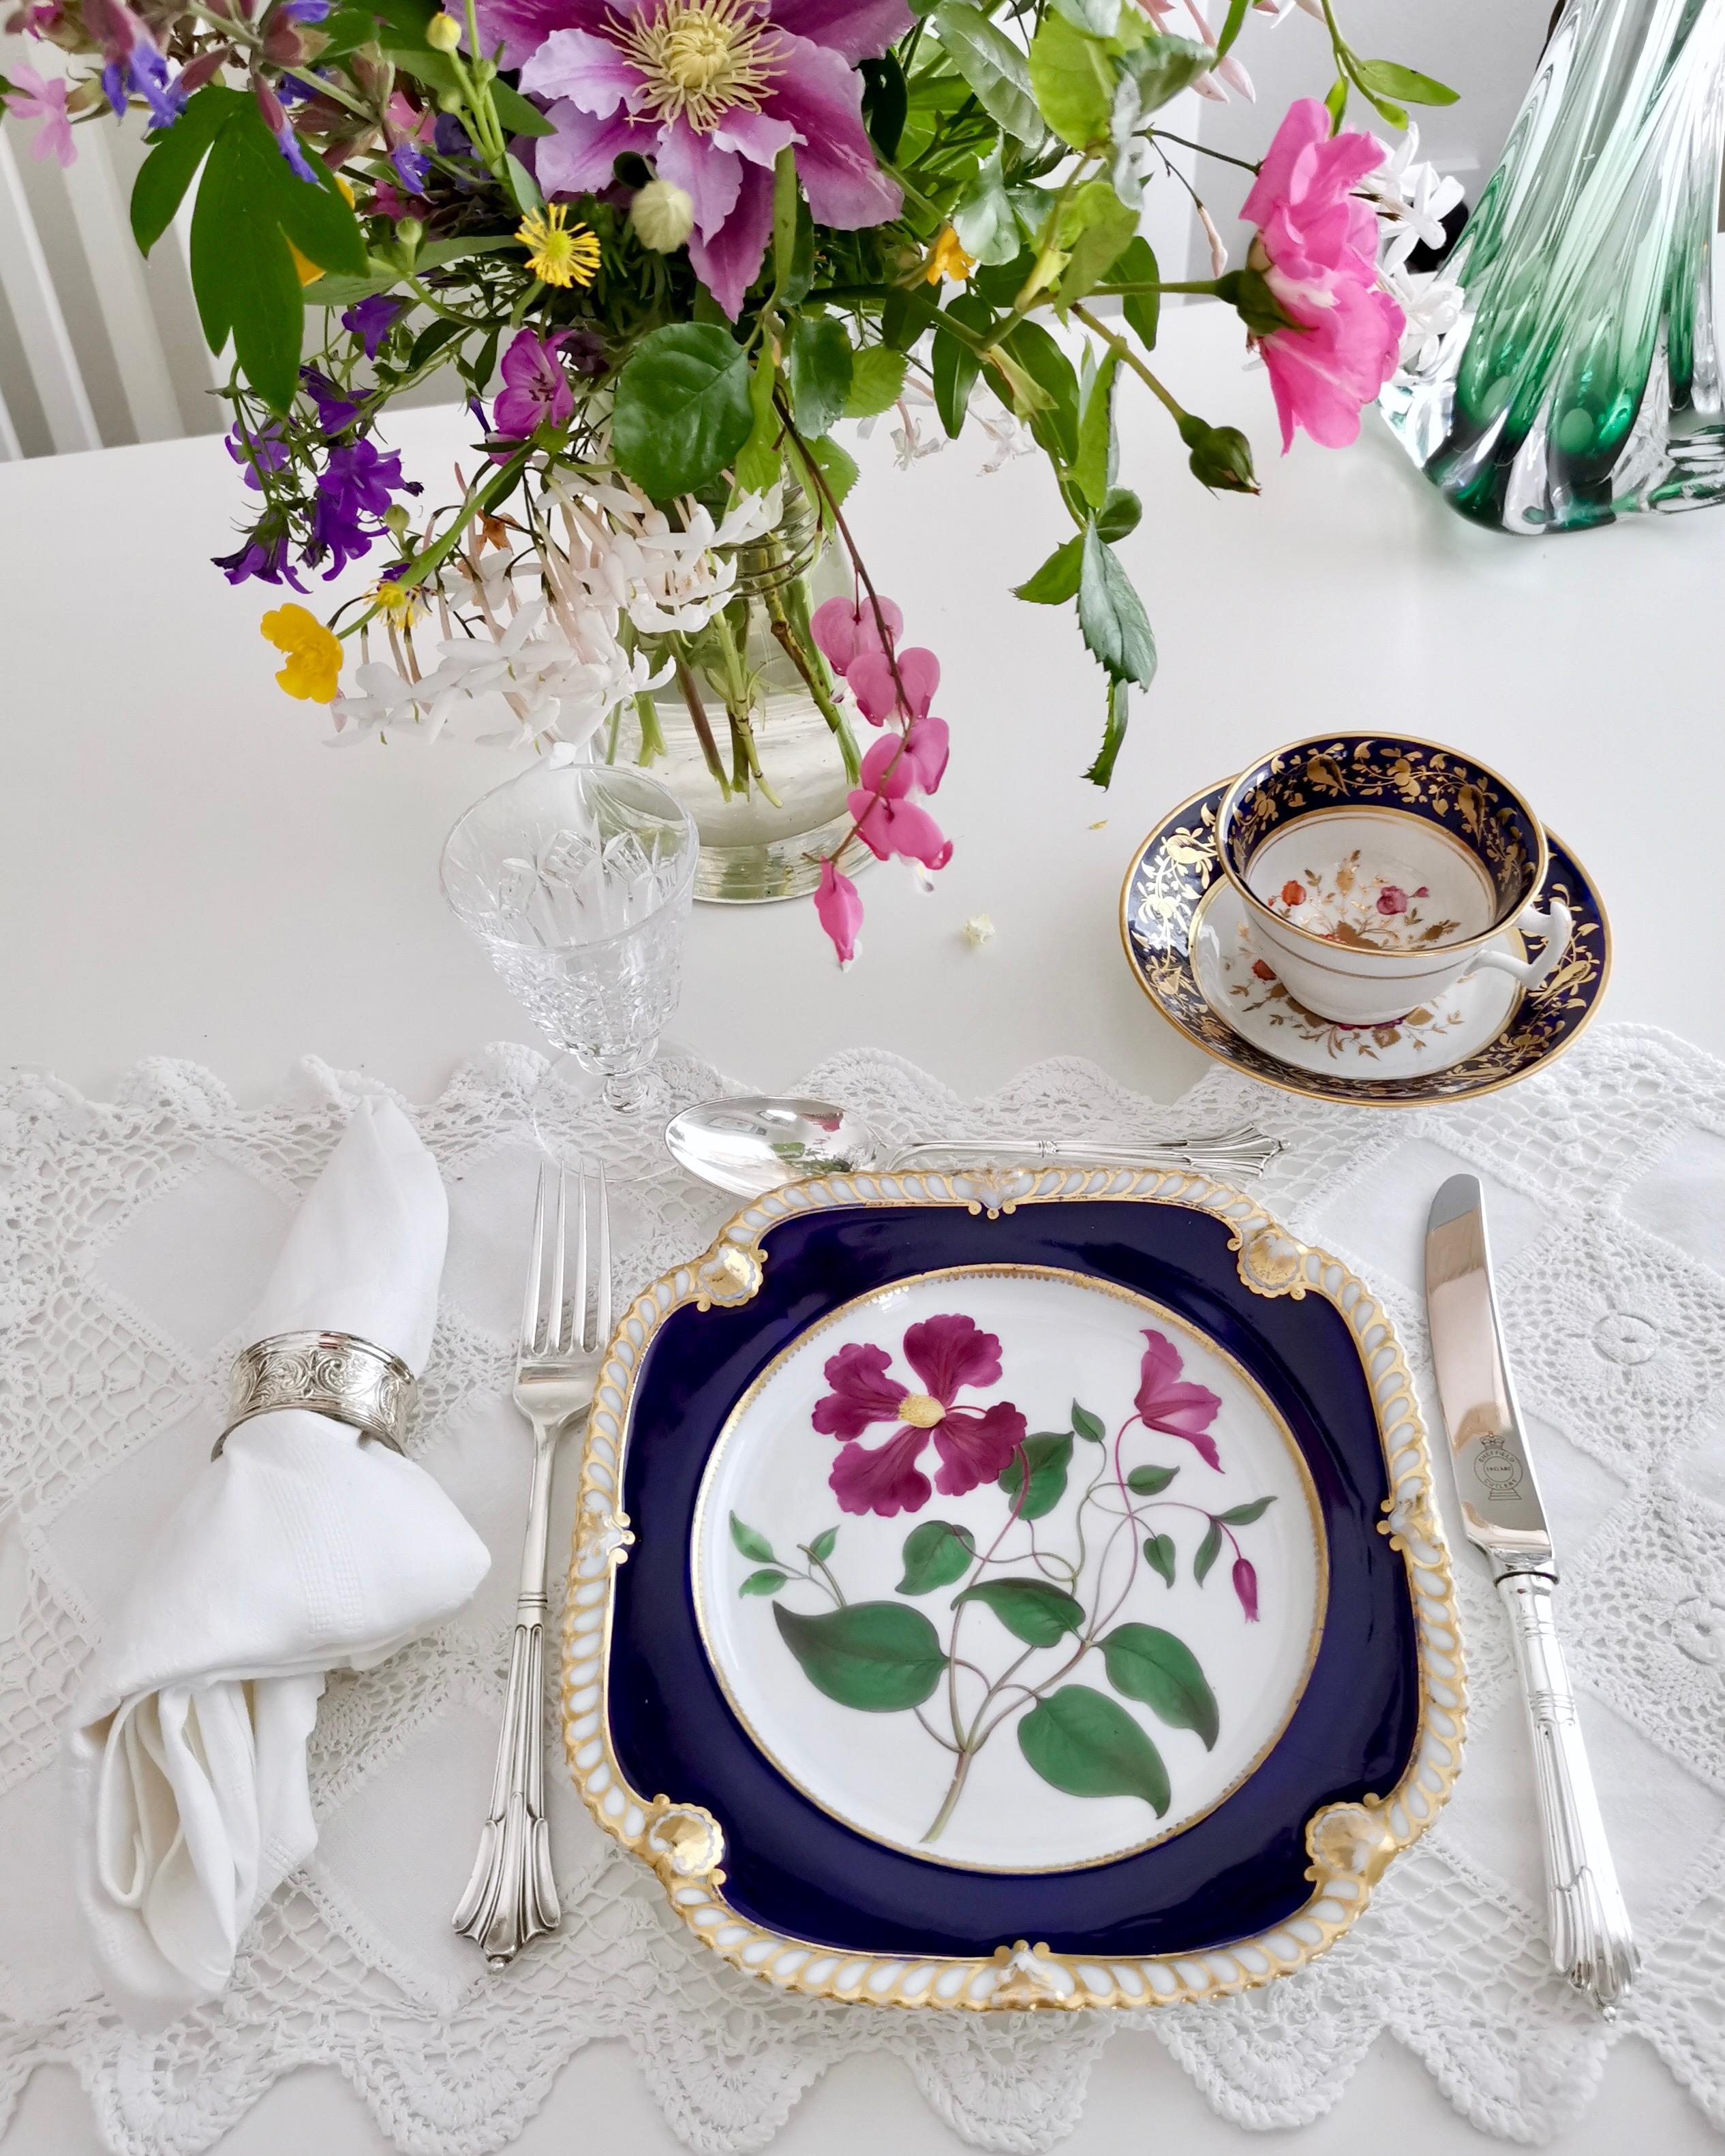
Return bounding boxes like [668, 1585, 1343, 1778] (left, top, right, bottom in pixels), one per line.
[213, 1330, 417, 1460]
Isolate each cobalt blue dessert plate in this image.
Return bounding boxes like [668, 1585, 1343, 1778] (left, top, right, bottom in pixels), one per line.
[562, 1167, 1463, 2009]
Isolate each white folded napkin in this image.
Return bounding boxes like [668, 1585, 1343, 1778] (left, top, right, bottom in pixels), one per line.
[67, 1098, 490, 2028]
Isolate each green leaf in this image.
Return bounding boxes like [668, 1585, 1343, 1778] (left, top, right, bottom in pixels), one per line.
[950, 147, 1022, 268]
[771, 142, 799, 293]
[934, 2, 1045, 145]
[844, 344, 908, 420]
[882, 283, 941, 352]
[1028, 12, 1116, 150]
[1194, 1518, 1224, 1584]
[383, 43, 555, 133]
[953, 1576, 1084, 1646]
[733, 345, 782, 496]
[1142, 1531, 1176, 1586]
[1003, 319, 1080, 463]
[808, 1526, 839, 1563]
[1086, 675, 1131, 786]
[1014, 536, 1083, 604]
[1096, 486, 1140, 541]
[789, 315, 853, 438]
[504, 151, 543, 215]
[1018, 1684, 1170, 1813]
[258, 138, 367, 279]
[806, 431, 859, 506]
[1122, 31, 1211, 114]
[998, 1432, 1074, 1521]
[1050, 0, 1121, 36]
[1127, 1462, 1178, 1494]
[1073, 345, 1116, 510]
[932, 292, 992, 438]
[859, 52, 909, 158]
[189, 137, 295, 409]
[1324, 72, 1349, 127]
[1099, 1622, 1219, 1746]
[408, 318, 464, 370]
[898, 1519, 977, 1594]
[1111, 232, 1161, 354]
[740, 1567, 789, 1596]
[1052, 181, 1138, 313]
[730, 1512, 776, 1563]
[130, 86, 240, 256]
[774, 1599, 947, 1711]
[612, 323, 752, 499]
[1071, 1402, 1106, 1445]
[1215, 1496, 1276, 1526]
[1353, 57, 1459, 106]
[1216, 0, 1250, 55]
[1078, 521, 1155, 688]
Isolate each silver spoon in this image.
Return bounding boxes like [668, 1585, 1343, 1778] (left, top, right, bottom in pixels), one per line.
[664, 1095, 1282, 1199]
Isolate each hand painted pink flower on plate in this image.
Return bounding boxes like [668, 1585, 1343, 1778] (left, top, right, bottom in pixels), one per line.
[1242, 97, 1403, 452]
[483, 0, 908, 318]
[812, 1314, 1027, 1516]
[1134, 1329, 1223, 1470]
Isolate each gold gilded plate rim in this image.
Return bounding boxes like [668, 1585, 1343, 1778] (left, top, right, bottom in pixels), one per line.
[560, 1168, 1467, 2012]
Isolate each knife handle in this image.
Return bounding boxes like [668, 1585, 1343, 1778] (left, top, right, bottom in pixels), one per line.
[1496, 1566, 1639, 2013]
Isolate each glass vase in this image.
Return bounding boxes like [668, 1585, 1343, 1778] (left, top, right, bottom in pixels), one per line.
[603, 491, 869, 904]
[1380, 0, 1725, 533]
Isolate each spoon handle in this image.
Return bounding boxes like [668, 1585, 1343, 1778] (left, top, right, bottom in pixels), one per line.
[889, 1127, 1281, 1181]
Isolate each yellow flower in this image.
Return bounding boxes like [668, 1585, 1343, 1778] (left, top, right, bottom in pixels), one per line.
[371, 574, 426, 626]
[261, 603, 344, 703]
[290, 174, 356, 286]
[924, 226, 975, 286]
[517, 202, 602, 289]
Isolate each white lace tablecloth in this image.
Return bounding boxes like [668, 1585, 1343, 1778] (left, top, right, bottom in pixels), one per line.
[3, 1023, 1723, 2155]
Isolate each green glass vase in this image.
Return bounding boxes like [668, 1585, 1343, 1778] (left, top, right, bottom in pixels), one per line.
[1381, 0, 1725, 532]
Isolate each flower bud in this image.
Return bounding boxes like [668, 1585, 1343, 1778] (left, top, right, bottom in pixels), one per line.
[262, 17, 307, 62]
[1177, 413, 1259, 494]
[383, 504, 412, 535]
[629, 178, 695, 252]
[251, 73, 287, 132]
[423, 9, 461, 48]
[472, 53, 495, 80]
[395, 217, 424, 256]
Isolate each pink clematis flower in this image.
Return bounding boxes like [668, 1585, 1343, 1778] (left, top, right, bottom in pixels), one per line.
[812, 1314, 1027, 1516]
[1134, 1329, 1223, 1470]
[4, 63, 76, 167]
[492, 327, 575, 437]
[813, 854, 862, 966]
[1242, 97, 1403, 452]
[486, 0, 908, 318]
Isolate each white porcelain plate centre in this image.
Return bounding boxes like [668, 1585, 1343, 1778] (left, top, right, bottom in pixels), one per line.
[694, 1266, 1325, 1873]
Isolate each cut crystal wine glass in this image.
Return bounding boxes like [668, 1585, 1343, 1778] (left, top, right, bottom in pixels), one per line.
[441, 760, 700, 1139]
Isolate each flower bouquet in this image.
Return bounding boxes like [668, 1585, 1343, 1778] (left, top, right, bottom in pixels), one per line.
[3, 0, 1454, 951]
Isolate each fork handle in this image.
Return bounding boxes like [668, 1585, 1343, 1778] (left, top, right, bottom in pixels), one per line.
[891, 1127, 1281, 1180]
[453, 1420, 564, 1966]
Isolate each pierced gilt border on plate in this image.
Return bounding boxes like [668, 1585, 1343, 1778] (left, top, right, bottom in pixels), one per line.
[1118, 782, 1610, 1107]
[560, 1168, 1465, 2012]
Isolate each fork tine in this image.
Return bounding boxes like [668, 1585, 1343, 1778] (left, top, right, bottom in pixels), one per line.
[547, 1169, 568, 1357]
[592, 1162, 611, 1353]
[520, 1165, 549, 1356]
[571, 1166, 589, 1359]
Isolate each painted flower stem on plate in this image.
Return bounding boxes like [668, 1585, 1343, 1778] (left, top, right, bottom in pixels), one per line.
[732, 1318, 1277, 1846]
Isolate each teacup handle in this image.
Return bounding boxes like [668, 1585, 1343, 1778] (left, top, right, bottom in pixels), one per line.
[1462, 895, 1574, 994]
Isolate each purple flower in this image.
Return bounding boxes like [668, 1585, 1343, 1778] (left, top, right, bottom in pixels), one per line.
[225, 416, 291, 489]
[492, 327, 575, 438]
[491, 0, 909, 317]
[277, 0, 333, 18]
[391, 140, 430, 192]
[341, 294, 404, 359]
[300, 365, 363, 433]
[307, 489, 376, 576]
[322, 437, 414, 519]
[102, 44, 184, 127]
[213, 526, 306, 588]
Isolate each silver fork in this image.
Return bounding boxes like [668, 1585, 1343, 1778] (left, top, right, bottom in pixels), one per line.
[453, 1162, 610, 1968]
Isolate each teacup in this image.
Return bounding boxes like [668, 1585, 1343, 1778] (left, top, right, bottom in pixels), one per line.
[1215, 735, 1574, 1028]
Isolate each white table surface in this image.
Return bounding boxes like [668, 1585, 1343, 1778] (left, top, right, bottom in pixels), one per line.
[4, 300, 1722, 2155]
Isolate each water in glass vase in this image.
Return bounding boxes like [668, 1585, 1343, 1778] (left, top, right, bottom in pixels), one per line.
[1381, 0, 1725, 533]
[605, 491, 870, 904]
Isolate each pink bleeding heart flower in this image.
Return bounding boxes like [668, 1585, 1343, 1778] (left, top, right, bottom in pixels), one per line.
[1242, 97, 1403, 452]
[810, 590, 902, 673]
[847, 782, 952, 870]
[856, 717, 947, 801]
[813, 1314, 1027, 1516]
[813, 854, 862, 966]
[492, 0, 909, 319]
[847, 644, 938, 726]
[1134, 1329, 1223, 1470]
[1232, 1552, 1260, 1622]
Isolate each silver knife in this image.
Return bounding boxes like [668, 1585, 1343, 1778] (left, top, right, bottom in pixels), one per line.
[1425, 1173, 1638, 2014]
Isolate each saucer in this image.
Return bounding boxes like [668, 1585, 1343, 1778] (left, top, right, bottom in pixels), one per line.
[1118, 779, 1610, 1107]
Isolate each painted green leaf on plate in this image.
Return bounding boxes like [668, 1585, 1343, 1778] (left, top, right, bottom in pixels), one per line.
[774, 1600, 947, 1711]
[1099, 1622, 1219, 1746]
[998, 1432, 1073, 1520]
[953, 1577, 1084, 1646]
[1018, 1684, 1170, 1814]
[898, 1519, 976, 1594]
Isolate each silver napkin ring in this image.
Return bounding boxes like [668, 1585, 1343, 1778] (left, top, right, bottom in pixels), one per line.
[213, 1330, 417, 1460]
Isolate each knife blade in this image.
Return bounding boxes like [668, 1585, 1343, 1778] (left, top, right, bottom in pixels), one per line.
[1424, 1173, 1638, 2014]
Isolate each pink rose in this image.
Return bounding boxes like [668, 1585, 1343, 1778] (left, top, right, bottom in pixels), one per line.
[1242, 99, 1404, 452]
[1376, 884, 1409, 916]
